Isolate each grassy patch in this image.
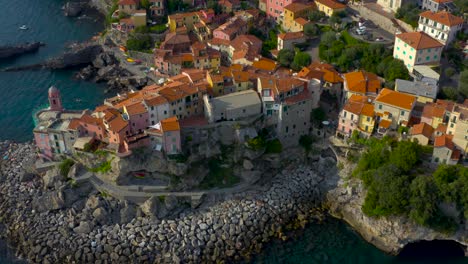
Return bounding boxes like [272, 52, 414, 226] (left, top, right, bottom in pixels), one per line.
[199, 159, 240, 189]
[89, 158, 114, 173]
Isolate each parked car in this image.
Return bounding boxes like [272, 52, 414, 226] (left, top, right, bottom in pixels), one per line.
[356, 28, 366, 35]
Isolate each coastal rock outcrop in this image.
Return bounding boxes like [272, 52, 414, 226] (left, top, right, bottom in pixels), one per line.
[0, 42, 45, 60]
[326, 161, 468, 255]
[64, 2, 82, 17]
[0, 141, 334, 263]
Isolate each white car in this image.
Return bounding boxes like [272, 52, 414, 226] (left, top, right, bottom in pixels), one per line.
[356, 29, 366, 35]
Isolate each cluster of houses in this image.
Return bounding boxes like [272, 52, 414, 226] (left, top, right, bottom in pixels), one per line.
[336, 69, 468, 164]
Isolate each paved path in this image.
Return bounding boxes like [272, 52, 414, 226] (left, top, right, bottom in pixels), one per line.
[74, 168, 261, 204]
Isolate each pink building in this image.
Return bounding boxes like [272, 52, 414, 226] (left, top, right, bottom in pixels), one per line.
[213, 17, 248, 41]
[266, 0, 299, 20]
[34, 132, 52, 160]
[124, 102, 149, 134]
[48, 86, 63, 111]
[147, 116, 181, 154]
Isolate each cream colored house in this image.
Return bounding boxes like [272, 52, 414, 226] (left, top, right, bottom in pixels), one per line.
[418, 11, 464, 46]
[374, 88, 417, 129]
[393, 32, 444, 71]
[277, 32, 305, 51]
[315, 0, 346, 17]
[446, 103, 468, 154]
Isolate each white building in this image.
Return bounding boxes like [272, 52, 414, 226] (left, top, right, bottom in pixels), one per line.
[144, 96, 170, 126]
[421, 0, 455, 12]
[393, 32, 444, 71]
[418, 11, 464, 46]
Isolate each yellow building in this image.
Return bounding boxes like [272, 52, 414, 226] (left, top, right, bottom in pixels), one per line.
[207, 71, 224, 97]
[315, 0, 346, 17]
[168, 12, 200, 32]
[282, 3, 315, 32]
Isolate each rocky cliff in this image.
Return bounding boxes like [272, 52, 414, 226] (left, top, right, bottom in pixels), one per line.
[326, 161, 468, 256]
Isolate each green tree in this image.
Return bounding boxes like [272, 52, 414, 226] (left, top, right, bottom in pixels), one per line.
[395, 3, 420, 28]
[299, 135, 315, 152]
[409, 176, 438, 226]
[311, 107, 326, 124]
[320, 31, 337, 47]
[277, 49, 295, 67]
[458, 70, 468, 99]
[292, 51, 311, 71]
[384, 59, 410, 82]
[140, 0, 150, 9]
[304, 23, 320, 37]
[126, 34, 153, 51]
[309, 10, 326, 22]
[389, 140, 419, 173]
[441, 86, 459, 101]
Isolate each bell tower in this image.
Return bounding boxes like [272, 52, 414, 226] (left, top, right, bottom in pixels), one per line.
[48, 86, 63, 111]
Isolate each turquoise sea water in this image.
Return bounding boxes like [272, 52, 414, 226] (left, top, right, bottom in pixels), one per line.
[0, 0, 107, 142]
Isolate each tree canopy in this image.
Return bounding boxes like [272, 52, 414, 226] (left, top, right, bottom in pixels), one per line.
[291, 51, 311, 71]
[277, 49, 295, 67]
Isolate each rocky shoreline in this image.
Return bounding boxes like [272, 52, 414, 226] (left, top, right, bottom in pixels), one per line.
[0, 141, 337, 263]
[326, 160, 468, 256]
[0, 42, 45, 60]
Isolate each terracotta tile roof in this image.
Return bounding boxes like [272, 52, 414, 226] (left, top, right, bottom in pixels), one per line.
[144, 95, 168, 107]
[125, 102, 147, 116]
[276, 78, 306, 93]
[284, 89, 312, 105]
[419, 11, 464, 27]
[119, 0, 138, 5]
[232, 71, 250, 82]
[315, 0, 346, 9]
[343, 71, 381, 94]
[305, 61, 343, 83]
[209, 38, 231, 46]
[411, 122, 434, 138]
[434, 134, 454, 149]
[435, 123, 447, 134]
[422, 103, 445, 119]
[284, 2, 315, 13]
[297, 67, 324, 80]
[68, 119, 81, 130]
[278, 32, 304, 41]
[344, 95, 374, 116]
[451, 149, 461, 161]
[80, 114, 104, 126]
[161, 116, 180, 131]
[108, 115, 128, 133]
[375, 88, 416, 110]
[294, 17, 310, 26]
[94, 105, 111, 113]
[379, 119, 392, 128]
[252, 58, 277, 71]
[396, 32, 444, 50]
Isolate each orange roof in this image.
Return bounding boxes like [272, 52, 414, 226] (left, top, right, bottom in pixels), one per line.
[297, 67, 324, 80]
[422, 103, 445, 119]
[315, 0, 346, 9]
[435, 123, 447, 134]
[252, 58, 277, 71]
[276, 78, 306, 93]
[434, 134, 454, 149]
[160, 116, 180, 131]
[68, 119, 81, 130]
[307, 61, 343, 83]
[125, 102, 147, 116]
[419, 11, 464, 27]
[396, 32, 443, 50]
[379, 120, 392, 128]
[344, 95, 374, 117]
[343, 71, 381, 94]
[451, 149, 461, 161]
[375, 88, 416, 110]
[108, 115, 128, 133]
[294, 17, 310, 26]
[145, 95, 168, 107]
[284, 2, 315, 13]
[95, 105, 111, 113]
[361, 104, 374, 117]
[410, 122, 434, 138]
[278, 32, 304, 41]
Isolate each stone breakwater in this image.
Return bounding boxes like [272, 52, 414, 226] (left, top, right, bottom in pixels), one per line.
[0, 142, 337, 263]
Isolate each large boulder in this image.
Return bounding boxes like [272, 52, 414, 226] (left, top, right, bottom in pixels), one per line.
[64, 2, 82, 17]
[73, 221, 93, 234]
[92, 52, 118, 68]
[43, 167, 63, 189]
[140, 196, 167, 218]
[243, 159, 254, 170]
[19, 171, 36, 182]
[32, 191, 65, 212]
[67, 163, 85, 179]
[120, 201, 137, 223]
[164, 195, 178, 211]
[92, 207, 109, 225]
[85, 195, 104, 210]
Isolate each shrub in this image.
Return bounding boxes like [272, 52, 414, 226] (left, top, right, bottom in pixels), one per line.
[126, 34, 153, 52]
[444, 67, 456, 78]
[265, 139, 283, 154]
[247, 136, 266, 150]
[89, 158, 114, 173]
[299, 135, 315, 152]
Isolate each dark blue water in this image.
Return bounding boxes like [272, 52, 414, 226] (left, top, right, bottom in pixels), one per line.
[254, 217, 467, 264]
[0, 0, 107, 142]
